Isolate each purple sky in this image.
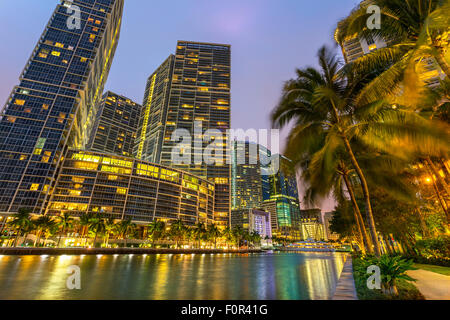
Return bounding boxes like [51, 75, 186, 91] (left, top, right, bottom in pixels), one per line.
[0, 0, 360, 211]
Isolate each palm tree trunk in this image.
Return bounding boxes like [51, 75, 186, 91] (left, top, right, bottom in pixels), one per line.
[416, 208, 431, 239]
[434, 49, 450, 79]
[427, 165, 450, 221]
[425, 158, 450, 197]
[343, 173, 372, 254]
[13, 230, 20, 247]
[342, 136, 381, 256]
[57, 227, 65, 248]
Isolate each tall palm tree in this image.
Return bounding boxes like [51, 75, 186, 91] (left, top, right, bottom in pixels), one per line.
[272, 46, 449, 256]
[116, 218, 133, 247]
[147, 220, 166, 247]
[88, 213, 105, 248]
[233, 226, 245, 248]
[56, 213, 74, 248]
[103, 218, 117, 247]
[193, 222, 206, 248]
[169, 219, 185, 249]
[336, 0, 450, 105]
[206, 224, 221, 248]
[221, 227, 234, 249]
[79, 212, 93, 247]
[8, 208, 32, 247]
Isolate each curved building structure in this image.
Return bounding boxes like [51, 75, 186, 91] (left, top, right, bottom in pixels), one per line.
[46, 150, 215, 225]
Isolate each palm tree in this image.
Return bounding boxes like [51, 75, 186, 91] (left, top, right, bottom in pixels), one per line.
[79, 212, 93, 247]
[336, 0, 450, 106]
[33, 215, 56, 247]
[116, 218, 133, 247]
[103, 218, 117, 247]
[272, 46, 449, 256]
[193, 222, 206, 248]
[207, 224, 221, 248]
[221, 227, 235, 249]
[147, 220, 166, 247]
[88, 213, 105, 248]
[56, 213, 74, 247]
[169, 219, 185, 249]
[233, 226, 244, 248]
[8, 208, 33, 247]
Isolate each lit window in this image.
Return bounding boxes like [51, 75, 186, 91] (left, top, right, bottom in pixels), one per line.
[19, 155, 27, 161]
[42, 104, 49, 110]
[42, 156, 50, 163]
[30, 184, 39, 191]
[55, 42, 64, 48]
[80, 57, 87, 62]
[7, 117, 16, 123]
[33, 148, 42, 155]
[15, 99, 25, 106]
[69, 190, 81, 196]
[51, 51, 61, 57]
[117, 188, 127, 195]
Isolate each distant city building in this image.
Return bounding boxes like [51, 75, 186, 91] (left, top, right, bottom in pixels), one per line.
[231, 208, 272, 241]
[231, 141, 269, 211]
[0, 0, 124, 215]
[134, 41, 231, 228]
[300, 209, 325, 241]
[87, 92, 141, 157]
[323, 211, 340, 241]
[261, 155, 302, 240]
[46, 150, 215, 225]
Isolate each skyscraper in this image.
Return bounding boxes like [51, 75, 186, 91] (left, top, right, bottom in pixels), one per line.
[231, 141, 268, 211]
[88, 91, 141, 157]
[261, 155, 301, 240]
[0, 0, 124, 215]
[136, 41, 231, 228]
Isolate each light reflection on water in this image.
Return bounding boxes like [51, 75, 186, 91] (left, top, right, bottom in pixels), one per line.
[0, 252, 345, 300]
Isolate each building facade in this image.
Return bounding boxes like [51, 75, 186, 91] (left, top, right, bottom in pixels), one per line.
[46, 150, 215, 226]
[135, 41, 231, 228]
[323, 211, 340, 241]
[231, 141, 269, 211]
[87, 91, 141, 157]
[0, 0, 124, 215]
[230, 208, 272, 240]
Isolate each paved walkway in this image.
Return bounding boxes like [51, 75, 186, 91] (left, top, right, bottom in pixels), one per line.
[332, 256, 358, 300]
[407, 269, 450, 300]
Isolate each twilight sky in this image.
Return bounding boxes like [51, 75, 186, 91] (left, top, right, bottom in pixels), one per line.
[0, 0, 360, 211]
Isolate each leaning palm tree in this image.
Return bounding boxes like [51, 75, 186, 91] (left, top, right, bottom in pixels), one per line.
[56, 212, 74, 247]
[8, 208, 33, 247]
[272, 46, 449, 256]
[336, 0, 450, 105]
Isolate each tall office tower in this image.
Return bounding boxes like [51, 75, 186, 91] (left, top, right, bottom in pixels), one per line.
[261, 155, 301, 240]
[136, 41, 231, 228]
[231, 141, 268, 211]
[0, 0, 124, 215]
[87, 92, 141, 157]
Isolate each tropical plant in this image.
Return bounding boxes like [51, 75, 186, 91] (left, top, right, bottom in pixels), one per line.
[8, 208, 33, 247]
[193, 223, 206, 248]
[56, 213, 74, 247]
[233, 225, 245, 248]
[116, 218, 134, 247]
[206, 224, 221, 248]
[169, 219, 186, 249]
[88, 213, 105, 248]
[103, 218, 117, 247]
[147, 220, 166, 247]
[33, 215, 57, 247]
[221, 227, 235, 249]
[336, 0, 450, 106]
[271, 46, 449, 256]
[354, 255, 417, 295]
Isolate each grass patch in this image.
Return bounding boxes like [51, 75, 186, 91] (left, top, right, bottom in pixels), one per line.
[352, 256, 425, 300]
[414, 263, 450, 276]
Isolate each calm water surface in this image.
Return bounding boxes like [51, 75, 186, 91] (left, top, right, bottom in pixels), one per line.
[0, 252, 346, 300]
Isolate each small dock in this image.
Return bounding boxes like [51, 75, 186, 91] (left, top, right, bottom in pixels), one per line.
[332, 255, 358, 300]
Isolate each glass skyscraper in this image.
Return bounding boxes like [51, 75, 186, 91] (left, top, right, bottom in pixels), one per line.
[87, 91, 141, 157]
[135, 41, 231, 228]
[0, 0, 124, 215]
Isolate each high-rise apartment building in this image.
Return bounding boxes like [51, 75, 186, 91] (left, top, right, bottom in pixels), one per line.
[0, 0, 124, 215]
[135, 41, 231, 228]
[231, 141, 268, 211]
[88, 91, 141, 157]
